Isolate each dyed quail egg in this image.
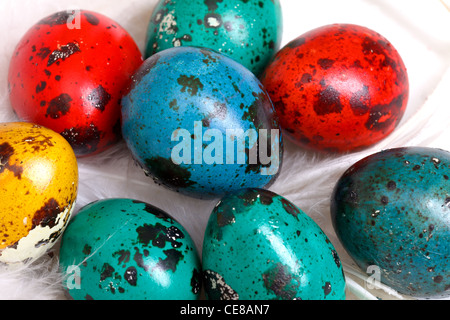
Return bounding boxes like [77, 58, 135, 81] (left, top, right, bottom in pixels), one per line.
[145, 0, 283, 76]
[8, 10, 143, 157]
[0, 122, 78, 264]
[260, 23, 409, 153]
[331, 147, 450, 298]
[202, 188, 346, 300]
[121, 46, 283, 199]
[59, 198, 202, 300]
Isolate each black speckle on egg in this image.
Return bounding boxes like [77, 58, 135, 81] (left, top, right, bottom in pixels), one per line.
[191, 268, 202, 294]
[38, 11, 73, 27]
[444, 198, 450, 209]
[36, 81, 47, 94]
[60, 123, 102, 156]
[84, 12, 100, 26]
[83, 244, 92, 255]
[47, 42, 81, 67]
[203, 269, 239, 300]
[262, 263, 300, 300]
[113, 249, 131, 266]
[331, 249, 341, 269]
[177, 75, 204, 96]
[280, 198, 300, 220]
[87, 85, 111, 112]
[381, 196, 389, 205]
[156, 248, 184, 272]
[100, 263, 115, 281]
[204, 0, 222, 11]
[124, 266, 138, 286]
[144, 156, 197, 190]
[46, 93, 72, 119]
[0, 142, 23, 178]
[32, 198, 61, 228]
[387, 181, 397, 190]
[350, 85, 371, 116]
[317, 58, 335, 70]
[136, 223, 185, 249]
[314, 85, 343, 116]
[216, 207, 236, 228]
[37, 47, 51, 60]
[131, 200, 173, 222]
[322, 282, 332, 297]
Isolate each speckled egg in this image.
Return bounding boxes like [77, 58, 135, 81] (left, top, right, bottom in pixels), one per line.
[59, 198, 201, 300]
[8, 10, 143, 157]
[331, 147, 450, 298]
[260, 23, 409, 153]
[121, 46, 283, 199]
[0, 122, 78, 264]
[202, 188, 346, 300]
[145, 0, 282, 76]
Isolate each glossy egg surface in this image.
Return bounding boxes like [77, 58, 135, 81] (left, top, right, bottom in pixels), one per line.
[260, 23, 409, 153]
[145, 0, 282, 76]
[0, 122, 78, 264]
[331, 147, 450, 298]
[121, 46, 283, 199]
[202, 188, 346, 300]
[59, 198, 202, 300]
[8, 10, 143, 157]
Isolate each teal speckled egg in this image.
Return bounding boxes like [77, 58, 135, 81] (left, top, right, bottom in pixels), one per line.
[145, 0, 283, 76]
[331, 147, 450, 299]
[202, 188, 346, 300]
[59, 198, 201, 300]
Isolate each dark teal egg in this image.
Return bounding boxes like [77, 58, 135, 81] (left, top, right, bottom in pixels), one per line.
[331, 147, 450, 299]
[59, 199, 201, 300]
[202, 188, 346, 300]
[145, 0, 283, 76]
[121, 46, 283, 199]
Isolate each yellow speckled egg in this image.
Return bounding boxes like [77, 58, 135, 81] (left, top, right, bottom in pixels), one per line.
[0, 122, 78, 264]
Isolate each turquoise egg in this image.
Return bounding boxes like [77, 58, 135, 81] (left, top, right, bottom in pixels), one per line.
[145, 0, 283, 76]
[331, 147, 450, 299]
[202, 188, 346, 300]
[59, 198, 201, 300]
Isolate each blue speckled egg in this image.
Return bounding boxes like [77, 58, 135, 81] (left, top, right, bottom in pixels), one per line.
[202, 188, 346, 300]
[59, 198, 202, 300]
[121, 46, 283, 199]
[145, 0, 283, 76]
[331, 147, 450, 299]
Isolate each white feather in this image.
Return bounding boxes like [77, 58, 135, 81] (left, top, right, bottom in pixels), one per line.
[0, 0, 450, 300]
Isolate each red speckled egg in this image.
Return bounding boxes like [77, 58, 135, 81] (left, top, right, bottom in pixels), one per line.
[260, 24, 409, 153]
[8, 10, 143, 157]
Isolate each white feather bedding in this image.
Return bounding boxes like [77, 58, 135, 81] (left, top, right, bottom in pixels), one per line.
[0, 0, 449, 300]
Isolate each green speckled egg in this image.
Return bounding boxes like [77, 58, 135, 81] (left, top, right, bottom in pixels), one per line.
[145, 0, 283, 76]
[59, 198, 201, 300]
[202, 188, 346, 300]
[331, 147, 450, 299]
